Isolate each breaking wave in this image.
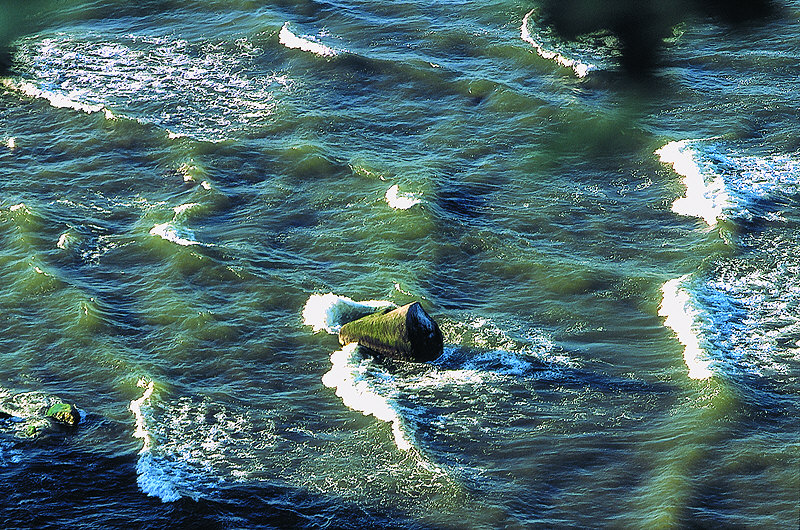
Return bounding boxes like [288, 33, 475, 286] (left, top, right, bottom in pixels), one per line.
[129, 378, 276, 502]
[520, 9, 596, 78]
[385, 184, 422, 210]
[659, 141, 800, 380]
[279, 22, 340, 57]
[302, 293, 396, 334]
[304, 294, 563, 453]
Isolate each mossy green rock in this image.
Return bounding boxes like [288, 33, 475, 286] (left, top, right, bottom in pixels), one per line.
[338, 302, 443, 362]
[45, 403, 80, 426]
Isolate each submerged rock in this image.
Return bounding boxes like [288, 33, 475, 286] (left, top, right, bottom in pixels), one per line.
[338, 302, 443, 362]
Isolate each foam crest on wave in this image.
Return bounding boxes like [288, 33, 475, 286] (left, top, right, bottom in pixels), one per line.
[149, 223, 202, 247]
[322, 343, 415, 451]
[1, 78, 115, 118]
[656, 140, 729, 227]
[659, 146, 800, 379]
[661, 262, 800, 381]
[148, 202, 210, 247]
[279, 22, 340, 57]
[521, 9, 598, 78]
[385, 184, 422, 210]
[8, 31, 290, 141]
[130, 379, 182, 502]
[658, 139, 800, 226]
[659, 276, 714, 379]
[696, 255, 800, 377]
[302, 293, 396, 334]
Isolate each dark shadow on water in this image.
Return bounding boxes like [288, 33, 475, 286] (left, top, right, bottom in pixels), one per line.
[426, 175, 507, 311]
[0, 449, 428, 530]
[537, 0, 778, 76]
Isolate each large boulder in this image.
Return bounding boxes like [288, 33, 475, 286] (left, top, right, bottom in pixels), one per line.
[338, 302, 443, 362]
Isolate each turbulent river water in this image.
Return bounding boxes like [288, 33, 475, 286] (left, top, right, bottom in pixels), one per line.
[1, 1, 798, 527]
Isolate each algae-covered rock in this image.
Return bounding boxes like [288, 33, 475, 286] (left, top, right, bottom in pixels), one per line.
[338, 302, 443, 362]
[45, 403, 80, 426]
[0, 392, 81, 438]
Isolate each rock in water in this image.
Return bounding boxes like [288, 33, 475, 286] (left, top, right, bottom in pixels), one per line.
[338, 302, 443, 362]
[45, 403, 81, 426]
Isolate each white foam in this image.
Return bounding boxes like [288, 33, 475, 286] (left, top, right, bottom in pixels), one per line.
[521, 10, 596, 78]
[302, 293, 395, 334]
[462, 349, 533, 377]
[56, 232, 70, 250]
[441, 315, 563, 366]
[656, 140, 729, 227]
[693, 241, 800, 377]
[149, 223, 201, 247]
[129, 379, 182, 503]
[135, 453, 183, 503]
[129, 378, 277, 499]
[659, 276, 714, 379]
[148, 200, 210, 247]
[9, 32, 286, 142]
[172, 203, 200, 216]
[409, 370, 487, 389]
[322, 344, 414, 451]
[130, 380, 155, 454]
[6, 137, 16, 149]
[167, 131, 189, 140]
[722, 154, 800, 222]
[177, 162, 202, 183]
[279, 22, 339, 57]
[1, 77, 109, 115]
[393, 282, 414, 296]
[385, 184, 422, 210]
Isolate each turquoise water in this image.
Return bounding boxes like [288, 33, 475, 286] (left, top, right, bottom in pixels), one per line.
[1, 1, 799, 527]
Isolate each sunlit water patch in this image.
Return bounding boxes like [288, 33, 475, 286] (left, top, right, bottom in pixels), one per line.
[7, 30, 291, 141]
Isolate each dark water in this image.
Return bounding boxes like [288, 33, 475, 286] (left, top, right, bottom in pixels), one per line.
[1, 1, 798, 528]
